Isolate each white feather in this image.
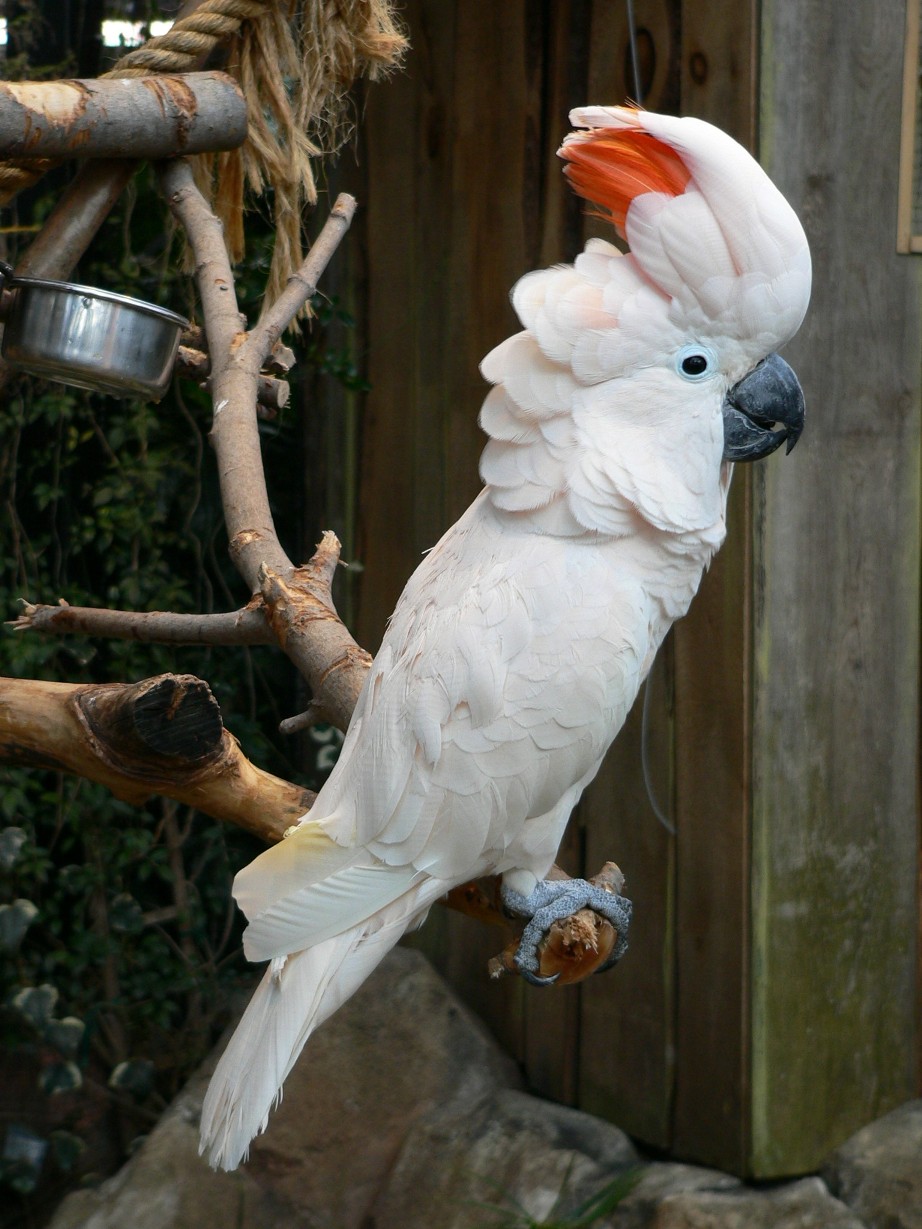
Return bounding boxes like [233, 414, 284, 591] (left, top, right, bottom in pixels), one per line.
[201, 106, 812, 1172]
[200, 874, 447, 1171]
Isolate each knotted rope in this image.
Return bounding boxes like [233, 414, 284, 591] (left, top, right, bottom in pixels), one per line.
[0, 0, 406, 301]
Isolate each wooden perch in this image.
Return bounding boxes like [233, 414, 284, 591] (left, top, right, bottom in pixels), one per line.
[0, 72, 247, 161]
[159, 161, 372, 730]
[11, 599, 275, 646]
[0, 672, 623, 984]
[5, 65, 627, 988]
[175, 345, 290, 415]
[0, 674, 314, 844]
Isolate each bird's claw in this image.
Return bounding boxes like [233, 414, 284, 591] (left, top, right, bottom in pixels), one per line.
[501, 878, 632, 982]
[519, 966, 560, 987]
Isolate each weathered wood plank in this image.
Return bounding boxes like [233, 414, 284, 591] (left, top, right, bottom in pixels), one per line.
[575, 0, 681, 1151]
[357, 0, 458, 652]
[579, 648, 677, 1147]
[752, 0, 921, 1176]
[671, 482, 751, 1173]
[357, 0, 548, 1064]
[665, 0, 757, 1174]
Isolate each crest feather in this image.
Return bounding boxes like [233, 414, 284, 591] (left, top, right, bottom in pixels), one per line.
[559, 127, 691, 238]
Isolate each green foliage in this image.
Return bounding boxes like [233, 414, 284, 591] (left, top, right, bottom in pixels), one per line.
[0, 159, 352, 1215]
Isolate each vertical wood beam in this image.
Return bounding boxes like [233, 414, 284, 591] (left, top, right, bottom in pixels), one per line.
[752, 0, 921, 1176]
[669, 0, 757, 1174]
[357, 0, 554, 1067]
[577, 0, 682, 1150]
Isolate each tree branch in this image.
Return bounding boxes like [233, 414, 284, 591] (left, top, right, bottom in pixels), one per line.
[0, 72, 247, 160]
[10, 600, 274, 646]
[175, 346, 290, 416]
[0, 674, 314, 844]
[159, 157, 370, 730]
[0, 672, 623, 983]
[246, 194, 358, 351]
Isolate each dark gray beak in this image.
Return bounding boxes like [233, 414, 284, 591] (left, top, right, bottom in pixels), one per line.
[722, 352, 805, 462]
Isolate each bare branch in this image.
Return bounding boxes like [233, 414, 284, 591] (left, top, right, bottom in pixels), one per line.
[11, 600, 274, 646]
[159, 158, 370, 728]
[13, 160, 137, 279]
[0, 674, 314, 844]
[258, 535, 372, 730]
[0, 671, 620, 986]
[0, 73, 247, 161]
[158, 158, 247, 365]
[246, 194, 358, 354]
[175, 346, 290, 415]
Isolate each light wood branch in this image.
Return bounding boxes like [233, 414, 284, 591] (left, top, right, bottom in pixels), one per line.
[10, 600, 274, 646]
[0, 72, 247, 160]
[0, 672, 622, 984]
[0, 674, 314, 844]
[159, 157, 371, 730]
[175, 346, 290, 415]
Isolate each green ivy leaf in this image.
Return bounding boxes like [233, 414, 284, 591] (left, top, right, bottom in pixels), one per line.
[108, 1058, 154, 1100]
[0, 826, 27, 869]
[44, 1016, 85, 1059]
[49, 1129, 85, 1172]
[109, 893, 144, 935]
[0, 899, 39, 950]
[0, 1157, 41, 1194]
[10, 983, 58, 1028]
[39, 1061, 82, 1096]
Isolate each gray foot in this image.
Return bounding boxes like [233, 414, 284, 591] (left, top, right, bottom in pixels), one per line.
[501, 878, 632, 986]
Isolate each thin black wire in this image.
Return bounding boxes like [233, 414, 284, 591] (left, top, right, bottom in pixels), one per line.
[625, 0, 644, 105]
[641, 667, 675, 835]
[625, 1, 669, 832]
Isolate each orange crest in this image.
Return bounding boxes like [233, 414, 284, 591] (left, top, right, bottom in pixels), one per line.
[560, 128, 691, 236]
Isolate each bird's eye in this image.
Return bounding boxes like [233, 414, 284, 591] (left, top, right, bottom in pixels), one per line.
[676, 345, 718, 382]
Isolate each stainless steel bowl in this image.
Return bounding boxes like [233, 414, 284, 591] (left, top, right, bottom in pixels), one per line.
[0, 262, 189, 401]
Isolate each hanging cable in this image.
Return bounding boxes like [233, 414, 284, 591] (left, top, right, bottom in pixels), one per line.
[625, 0, 644, 105]
[641, 662, 675, 835]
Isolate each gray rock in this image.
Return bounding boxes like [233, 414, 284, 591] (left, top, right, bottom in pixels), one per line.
[650, 1176, 867, 1229]
[48, 947, 521, 1229]
[374, 1086, 640, 1228]
[42, 1068, 283, 1229]
[822, 1099, 922, 1229]
[49, 948, 920, 1229]
[610, 1162, 743, 1229]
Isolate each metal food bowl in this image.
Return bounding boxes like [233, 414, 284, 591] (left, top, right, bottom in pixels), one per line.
[0, 261, 189, 401]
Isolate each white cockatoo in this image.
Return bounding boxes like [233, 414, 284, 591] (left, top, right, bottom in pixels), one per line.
[201, 106, 811, 1170]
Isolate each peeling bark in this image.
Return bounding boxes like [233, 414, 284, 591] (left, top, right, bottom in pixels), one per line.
[11, 599, 275, 646]
[0, 72, 247, 160]
[0, 674, 314, 844]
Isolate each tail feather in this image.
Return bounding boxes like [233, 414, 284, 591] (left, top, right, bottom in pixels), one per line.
[199, 878, 444, 1171]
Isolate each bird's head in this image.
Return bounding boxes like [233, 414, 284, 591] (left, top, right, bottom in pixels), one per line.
[558, 106, 811, 464]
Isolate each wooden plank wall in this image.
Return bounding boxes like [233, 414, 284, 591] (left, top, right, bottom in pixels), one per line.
[346, 0, 921, 1179]
[752, 0, 921, 1175]
[355, 0, 689, 1140]
[668, 0, 757, 1174]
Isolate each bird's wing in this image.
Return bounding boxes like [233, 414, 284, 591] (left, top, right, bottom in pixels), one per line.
[236, 498, 655, 962]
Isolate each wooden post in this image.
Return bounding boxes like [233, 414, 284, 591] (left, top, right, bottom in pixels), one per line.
[354, 0, 921, 1179]
[750, 0, 921, 1176]
[667, 0, 758, 1174]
